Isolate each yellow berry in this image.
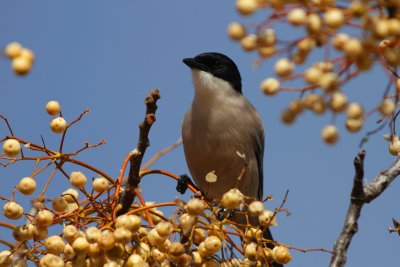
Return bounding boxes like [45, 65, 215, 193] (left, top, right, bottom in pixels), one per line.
[63, 244, 74, 260]
[257, 28, 275, 47]
[62, 188, 79, 203]
[52, 197, 67, 213]
[36, 210, 54, 227]
[227, 22, 247, 41]
[179, 213, 196, 236]
[147, 228, 166, 247]
[241, 34, 258, 51]
[324, 8, 344, 29]
[274, 58, 294, 78]
[115, 214, 141, 232]
[197, 242, 211, 258]
[396, 79, 400, 94]
[281, 109, 296, 124]
[388, 18, 400, 35]
[236, 0, 258, 16]
[16, 224, 37, 241]
[258, 209, 277, 227]
[125, 254, 145, 267]
[45, 235, 65, 255]
[46, 101, 61, 116]
[168, 242, 185, 257]
[204, 236, 222, 254]
[187, 198, 205, 216]
[245, 242, 258, 261]
[151, 248, 167, 263]
[249, 200, 264, 216]
[0, 251, 13, 266]
[379, 99, 396, 115]
[18, 177, 36, 195]
[69, 171, 87, 189]
[50, 117, 67, 134]
[319, 72, 340, 91]
[39, 254, 64, 267]
[244, 228, 263, 243]
[356, 55, 373, 71]
[3, 202, 24, 220]
[343, 38, 363, 59]
[332, 33, 350, 50]
[293, 51, 308, 65]
[273, 246, 292, 264]
[5, 42, 22, 59]
[304, 67, 323, 85]
[260, 78, 280, 95]
[307, 13, 322, 33]
[345, 119, 363, 133]
[307, 97, 326, 114]
[155, 221, 173, 237]
[20, 48, 35, 63]
[322, 125, 339, 144]
[12, 57, 32, 75]
[350, 1, 365, 17]
[192, 251, 203, 265]
[315, 61, 334, 73]
[85, 227, 100, 243]
[347, 103, 364, 119]
[2, 139, 21, 157]
[34, 227, 48, 241]
[287, 8, 307, 26]
[98, 230, 115, 250]
[389, 136, 400, 156]
[373, 19, 389, 39]
[72, 237, 89, 254]
[157, 239, 171, 253]
[297, 37, 315, 53]
[221, 188, 244, 209]
[288, 99, 304, 114]
[258, 46, 276, 58]
[330, 92, 348, 112]
[92, 177, 109, 192]
[192, 228, 206, 245]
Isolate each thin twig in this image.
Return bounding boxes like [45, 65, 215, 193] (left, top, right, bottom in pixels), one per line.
[0, 115, 15, 136]
[141, 138, 182, 170]
[59, 108, 90, 153]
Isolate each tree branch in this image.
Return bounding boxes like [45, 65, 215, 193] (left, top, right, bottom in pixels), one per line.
[116, 89, 160, 216]
[330, 151, 400, 267]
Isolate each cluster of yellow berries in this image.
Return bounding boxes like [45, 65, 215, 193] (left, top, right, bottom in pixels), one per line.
[0, 176, 290, 266]
[45, 100, 69, 134]
[229, 1, 400, 147]
[4, 42, 35, 75]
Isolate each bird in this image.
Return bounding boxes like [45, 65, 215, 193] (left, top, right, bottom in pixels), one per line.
[181, 52, 282, 266]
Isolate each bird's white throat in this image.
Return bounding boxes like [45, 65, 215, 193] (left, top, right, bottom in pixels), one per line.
[191, 70, 238, 103]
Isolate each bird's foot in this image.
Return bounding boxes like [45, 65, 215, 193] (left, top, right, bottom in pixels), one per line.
[217, 207, 236, 221]
[176, 174, 199, 194]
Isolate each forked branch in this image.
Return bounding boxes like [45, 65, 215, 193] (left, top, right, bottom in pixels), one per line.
[330, 151, 400, 267]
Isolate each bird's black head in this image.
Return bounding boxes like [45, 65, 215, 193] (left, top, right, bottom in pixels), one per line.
[183, 52, 242, 93]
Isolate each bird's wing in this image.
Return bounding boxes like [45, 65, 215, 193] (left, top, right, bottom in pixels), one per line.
[255, 126, 265, 200]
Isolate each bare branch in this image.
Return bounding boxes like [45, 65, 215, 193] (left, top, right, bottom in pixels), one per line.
[330, 151, 400, 267]
[116, 89, 160, 216]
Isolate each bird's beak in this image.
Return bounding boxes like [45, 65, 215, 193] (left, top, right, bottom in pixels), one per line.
[183, 57, 203, 70]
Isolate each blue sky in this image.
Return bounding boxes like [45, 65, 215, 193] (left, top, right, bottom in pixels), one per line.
[1, 1, 399, 266]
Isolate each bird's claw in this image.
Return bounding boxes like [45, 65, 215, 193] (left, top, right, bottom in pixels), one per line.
[217, 207, 236, 221]
[177, 174, 191, 194]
